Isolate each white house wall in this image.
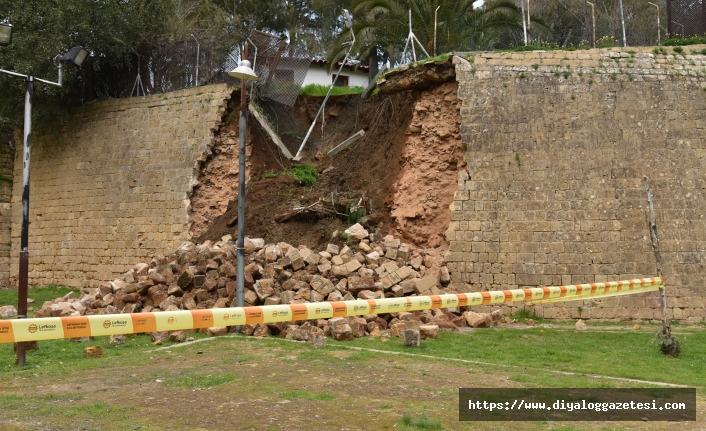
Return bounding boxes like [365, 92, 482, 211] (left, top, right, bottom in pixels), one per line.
[303, 66, 369, 88]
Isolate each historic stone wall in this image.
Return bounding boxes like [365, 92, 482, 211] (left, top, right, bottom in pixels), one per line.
[0, 127, 14, 286]
[9, 84, 232, 287]
[449, 46, 706, 321]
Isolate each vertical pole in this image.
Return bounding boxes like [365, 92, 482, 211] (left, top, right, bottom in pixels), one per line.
[650, 3, 661, 45]
[591, 6, 596, 48]
[190, 34, 200, 86]
[409, 9, 416, 62]
[521, 0, 527, 45]
[643, 177, 677, 355]
[527, 0, 531, 32]
[235, 43, 249, 334]
[584, 0, 590, 43]
[588, 2, 596, 48]
[666, 0, 672, 38]
[17, 76, 33, 366]
[657, 6, 661, 45]
[434, 6, 440, 57]
[195, 41, 199, 86]
[619, 0, 627, 47]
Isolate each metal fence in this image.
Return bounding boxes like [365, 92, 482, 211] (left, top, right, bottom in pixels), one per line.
[247, 30, 313, 107]
[669, 0, 706, 38]
[86, 30, 312, 103]
[87, 35, 239, 101]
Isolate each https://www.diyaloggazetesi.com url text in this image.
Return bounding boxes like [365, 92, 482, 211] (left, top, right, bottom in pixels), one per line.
[459, 388, 696, 421]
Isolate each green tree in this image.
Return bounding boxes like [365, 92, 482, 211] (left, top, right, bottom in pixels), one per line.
[0, 0, 175, 131]
[221, 0, 348, 55]
[0, 0, 243, 131]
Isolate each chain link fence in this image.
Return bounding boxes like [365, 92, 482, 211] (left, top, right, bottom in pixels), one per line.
[247, 30, 313, 107]
[87, 29, 312, 104]
[669, 0, 706, 38]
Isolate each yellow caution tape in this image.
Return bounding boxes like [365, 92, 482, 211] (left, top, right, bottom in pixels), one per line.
[0, 277, 662, 343]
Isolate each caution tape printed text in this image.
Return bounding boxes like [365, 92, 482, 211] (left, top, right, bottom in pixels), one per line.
[0, 277, 662, 343]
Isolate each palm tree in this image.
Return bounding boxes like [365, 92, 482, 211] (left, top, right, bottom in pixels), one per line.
[327, 0, 544, 72]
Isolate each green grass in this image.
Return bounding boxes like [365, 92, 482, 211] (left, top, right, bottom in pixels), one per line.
[279, 389, 335, 401]
[401, 413, 442, 430]
[286, 163, 318, 186]
[509, 44, 591, 52]
[513, 45, 545, 52]
[411, 53, 450, 65]
[299, 83, 364, 96]
[381, 53, 451, 78]
[327, 326, 706, 388]
[0, 393, 141, 430]
[664, 36, 706, 46]
[0, 284, 79, 317]
[262, 172, 278, 179]
[0, 330, 212, 371]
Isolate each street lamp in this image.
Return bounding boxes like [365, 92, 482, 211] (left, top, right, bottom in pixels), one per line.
[228, 42, 258, 333]
[0, 22, 12, 46]
[58, 46, 89, 67]
[0, 30, 88, 366]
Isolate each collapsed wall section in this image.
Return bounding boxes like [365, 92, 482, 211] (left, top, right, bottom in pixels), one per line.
[450, 47, 706, 321]
[388, 81, 465, 249]
[10, 85, 232, 287]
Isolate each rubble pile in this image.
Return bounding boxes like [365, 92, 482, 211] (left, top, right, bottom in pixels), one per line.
[34, 223, 505, 343]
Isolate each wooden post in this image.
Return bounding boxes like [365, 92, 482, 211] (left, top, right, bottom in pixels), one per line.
[643, 176, 680, 357]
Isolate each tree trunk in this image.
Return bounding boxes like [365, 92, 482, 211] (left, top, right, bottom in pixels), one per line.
[368, 48, 379, 79]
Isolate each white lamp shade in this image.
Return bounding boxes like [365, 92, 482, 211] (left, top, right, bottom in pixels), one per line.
[0, 22, 12, 46]
[228, 60, 258, 81]
[343, 10, 353, 29]
[74, 48, 89, 66]
[59, 46, 89, 66]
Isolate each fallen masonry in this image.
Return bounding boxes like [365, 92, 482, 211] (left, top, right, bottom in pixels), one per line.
[34, 223, 508, 344]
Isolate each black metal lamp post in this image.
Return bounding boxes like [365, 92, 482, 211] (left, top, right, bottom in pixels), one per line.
[227, 42, 258, 332]
[0, 27, 88, 365]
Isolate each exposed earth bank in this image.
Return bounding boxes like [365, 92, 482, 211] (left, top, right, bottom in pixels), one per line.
[190, 58, 463, 252]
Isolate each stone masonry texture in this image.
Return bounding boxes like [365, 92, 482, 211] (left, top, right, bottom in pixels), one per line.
[0, 127, 14, 286]
[450, 46, 706, 321]
[10, 84, 232, 287]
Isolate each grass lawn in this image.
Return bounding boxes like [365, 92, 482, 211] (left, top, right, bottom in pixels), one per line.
[299, 83, 365, 96]
[1, 289, 703, 430]
[0, 324, 703, 430]
[328, 324, 706, 388]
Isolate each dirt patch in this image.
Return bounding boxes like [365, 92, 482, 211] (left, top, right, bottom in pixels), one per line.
[194, 91, 415, 249]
